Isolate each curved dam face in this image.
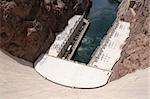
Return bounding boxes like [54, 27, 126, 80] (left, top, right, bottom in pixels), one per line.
[35, 54, 111, 88]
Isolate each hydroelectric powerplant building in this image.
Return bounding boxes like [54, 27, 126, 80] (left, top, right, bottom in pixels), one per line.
[47, 15, 89, 59]
[34, 14, 131, 88]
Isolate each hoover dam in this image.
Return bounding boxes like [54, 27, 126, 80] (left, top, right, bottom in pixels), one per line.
[0, 0, 149, 98]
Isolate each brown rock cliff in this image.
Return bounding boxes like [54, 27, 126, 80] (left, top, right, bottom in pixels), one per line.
[0, 0, 90, 62]
[110, 0, 150, 81]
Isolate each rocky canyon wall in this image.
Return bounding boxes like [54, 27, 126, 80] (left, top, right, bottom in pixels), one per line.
[110, 0, 150, 81]
[0, 0, 90, 62]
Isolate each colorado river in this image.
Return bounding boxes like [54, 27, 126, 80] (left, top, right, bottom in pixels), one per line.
[72, 0, 119, 64]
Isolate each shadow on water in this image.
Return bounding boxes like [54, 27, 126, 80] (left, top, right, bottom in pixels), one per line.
[72, 0, 119, 64]
[108, 0, 120, 4]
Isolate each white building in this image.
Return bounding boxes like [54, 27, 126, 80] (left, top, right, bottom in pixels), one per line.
[47, 15, 83, 58]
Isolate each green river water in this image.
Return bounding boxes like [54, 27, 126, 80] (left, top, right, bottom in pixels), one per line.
[73, 0, 119, 64]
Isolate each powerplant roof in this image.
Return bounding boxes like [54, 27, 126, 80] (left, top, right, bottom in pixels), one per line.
[48, 15, 82, 57]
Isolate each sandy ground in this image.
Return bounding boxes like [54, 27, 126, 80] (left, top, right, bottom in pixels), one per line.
[0, 50, 150, 99]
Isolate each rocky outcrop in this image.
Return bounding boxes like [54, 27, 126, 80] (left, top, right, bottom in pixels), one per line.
[110, 0, 150, 81]
[0, 0, 90, 62]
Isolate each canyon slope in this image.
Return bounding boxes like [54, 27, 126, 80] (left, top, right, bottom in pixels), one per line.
[0, 0, 89, 62]
[110, 0, 150, 81]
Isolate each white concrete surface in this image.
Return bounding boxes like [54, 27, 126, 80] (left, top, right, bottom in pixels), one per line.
[35, 54, 111, 88]
[90, 21, 130, 71]
[48, 15, 82, 57]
